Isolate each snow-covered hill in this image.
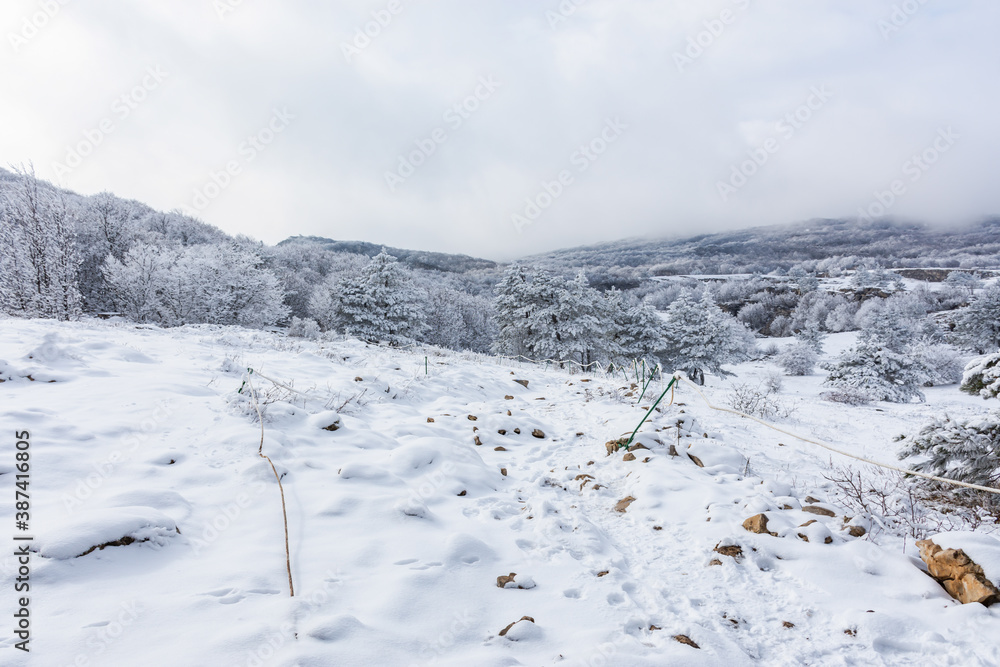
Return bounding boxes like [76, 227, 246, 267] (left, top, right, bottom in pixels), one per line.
[1, 318, 998, 666]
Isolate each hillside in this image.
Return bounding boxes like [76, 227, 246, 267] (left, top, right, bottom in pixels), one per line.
[2, 318, 998, 665]
[523, 218, 1000, 278]
[277, 236, 498, 274]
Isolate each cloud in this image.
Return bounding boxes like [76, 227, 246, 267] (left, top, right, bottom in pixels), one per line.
[1, 0, 997, 260]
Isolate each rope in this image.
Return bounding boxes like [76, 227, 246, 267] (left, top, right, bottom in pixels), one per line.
[244, 370, 296, 597]
[676, 376, 1000, 496]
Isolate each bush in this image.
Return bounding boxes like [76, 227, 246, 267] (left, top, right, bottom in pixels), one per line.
[898, 412, 1000, 510]
[912, 341, 966, 386]
[288, 317, 321, 340]
[727, 380, 794, 420]
[961, 352, 1000, 399]
[775, 341, 818, 376]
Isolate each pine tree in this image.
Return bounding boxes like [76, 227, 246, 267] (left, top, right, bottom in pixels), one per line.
[956, 286, 1000, 353]
[898, 411, 1000, 509]
[335, 251, 426, 345]
[492, 264, 534, 358]
[961, 352, 1000, 400]
[793, 317, 826, 354]
[823, 312, 927, 403]
[658, 291, 754, 382]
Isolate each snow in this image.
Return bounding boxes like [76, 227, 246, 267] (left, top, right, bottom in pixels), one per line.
[1, 317, 999, 665]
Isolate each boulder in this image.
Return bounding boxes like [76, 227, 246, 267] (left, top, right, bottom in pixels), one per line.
[742, 513, 777, 536]
[916, 539, 999, 605]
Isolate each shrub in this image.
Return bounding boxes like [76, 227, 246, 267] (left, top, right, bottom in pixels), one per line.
[776, 341, 818, 376]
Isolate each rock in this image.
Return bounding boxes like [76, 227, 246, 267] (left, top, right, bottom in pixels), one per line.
[499, 616, 535, 638]
[805, 496, 821, 503]
[457, 490, 467, 496]
[496, 573, 517, 588]
[504, 395, 514, 400]
[688, 453, 704, 467]
[802, 505, 836, 517]
[799, 520, 817, 528]
[649, 625, 661, 631]
[498, 429, 507, 435]
[500, 467, 507, 477]
[668, 444, 678, 457]
[426, 417, 435, 423]
[513, 379, 529, 388]
[614, 496, 636, 513]
[596, 570, 609, 577]
[782, 621, 795, 628]
[532, 429, 545, 439]
[467, 415, 478, 421]
[494, 446, 507, 451]
[354, 376, 363, 382]
[673, 635, 699, 649]
[513, 428, 521, 434]
[622, 452, 636, 461]
[742, 513, 777, 536]
[713, 543, 743, 559]
[322, 421, 340, 431]
[474, 436, 482, 446]
[507, 410, 512, 416]
[708, 558, 722, 566]
[916, 539, 999, 605]
[847, 525, 866, 538]
[628, 443, 649, 451]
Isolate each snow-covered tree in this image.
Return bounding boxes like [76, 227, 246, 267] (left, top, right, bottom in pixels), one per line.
[776, 341, 818, 376]
[103, 242, 288, 327]
[328, 251, 426, 345]
[101, 242, 169, 322]
[0, 165, 82, 320]
[658, 290, 754, 382]
[793, 318, 826, 354]
[492, 264, 534, 358]
[910, 340, 966, 386]
[945, 271, 983, 296]
[823, 307, 928, 403]
[955, 286, 1000, 353]
[898, 411, 1000, 509]
[961, 353, 1000, 400]
[609, 290, 667, 367]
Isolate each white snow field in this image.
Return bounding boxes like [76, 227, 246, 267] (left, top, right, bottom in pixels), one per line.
[1, 317, 998, 666]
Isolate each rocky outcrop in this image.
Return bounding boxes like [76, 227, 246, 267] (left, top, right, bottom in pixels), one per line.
[916, 539, 999, 605]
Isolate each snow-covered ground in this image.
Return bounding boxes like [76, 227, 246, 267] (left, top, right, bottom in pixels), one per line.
[1, 318, 998, 666]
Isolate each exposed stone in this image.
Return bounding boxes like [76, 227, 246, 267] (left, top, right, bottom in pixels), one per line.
[505, 395, 514, 400]
[614, 496, 636, 513]
[596, 570, 609, 577]
[498, 429, 507, 435]
[742, 513, 777, 536]
[500, 467, 508, 476]
[426, 417, 435, 423]
[496, 573, 517, 588]
[713, 543, 743, 559]
[848, 525, 867, 538]
[468, 415, 478, 421]
[499, 616, 535, 637]
[916, 539, 999, 605]
[495, 446, 507, 451]
[668, 444, 678, 457]
[649, 624, 661, 631]
[622, 452, 636, 462]
[628, 443, 649, 452]
[354, 376, 363, 382]
[673, 635, 699, 649]
[782, 621, 795, 628]
[688, 453, 704, 467]
[457, 490, 467, 496]
[799, 520, 817, 528]
[532, 429, 545, 439]
[708, 558, 722, 566]
[802, 505, 836, 517]
[513, 379, 529, 388]
[805, 496, 821, 503]
[322, 421, 340, 431]
[513, 428, 521, 434]
[474, 436, 482, 446]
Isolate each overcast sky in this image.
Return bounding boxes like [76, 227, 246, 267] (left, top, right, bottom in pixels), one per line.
[2, 1, 998, 260]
